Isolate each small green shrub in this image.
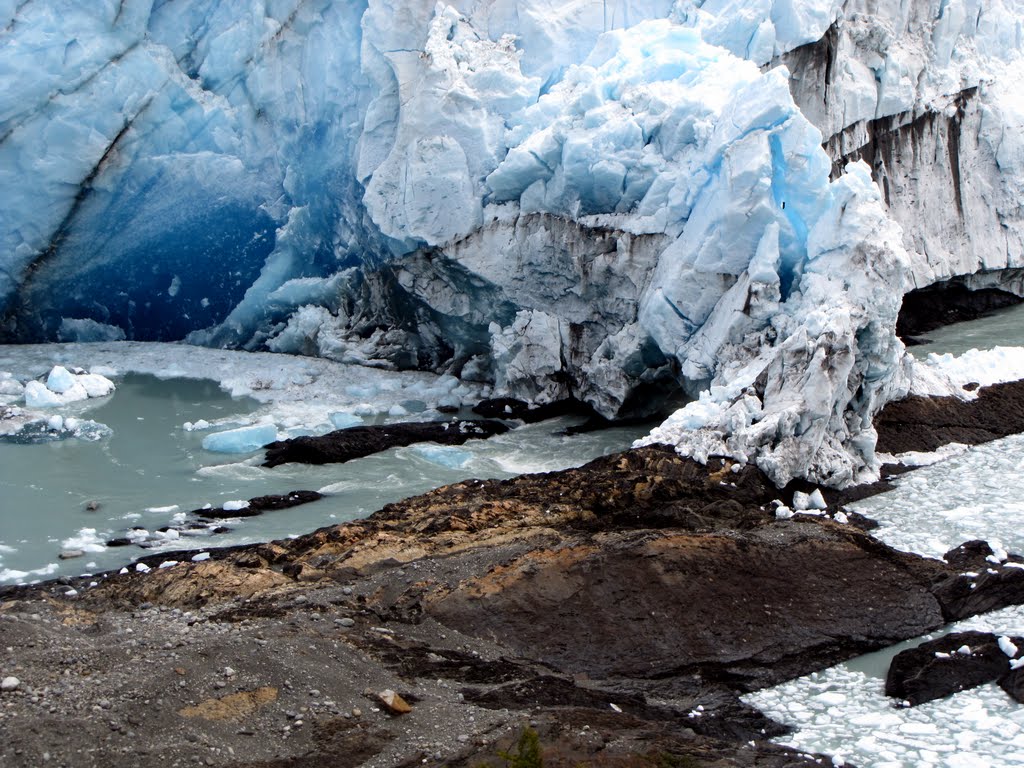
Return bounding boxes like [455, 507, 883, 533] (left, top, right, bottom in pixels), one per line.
[496, 727, 543, 768]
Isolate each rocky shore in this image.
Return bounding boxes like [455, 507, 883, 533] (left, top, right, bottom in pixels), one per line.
[3, 381, 1024, 767]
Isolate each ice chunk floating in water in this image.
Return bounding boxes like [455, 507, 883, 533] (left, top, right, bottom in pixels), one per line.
[202, 423, 278, 454]
[22, 366, 115, 408]
[409, 444, 474, 469]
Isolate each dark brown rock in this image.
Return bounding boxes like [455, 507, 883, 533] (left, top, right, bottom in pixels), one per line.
[472, 397, 585, 422]
[932, 563, 1024, 621]
[875, 378, 1024, 454]
[896, 283, 1021, 340]
[885, 631, 1018, 705]
[943, 540, 996, 571]
[1000, 666, 1024, 703]
[262, 420, 509, 468]
[8, 444, 1023, 768]
[196, 490, 324, 519]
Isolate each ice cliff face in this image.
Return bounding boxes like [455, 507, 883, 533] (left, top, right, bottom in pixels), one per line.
[1, 0, 1022, 485]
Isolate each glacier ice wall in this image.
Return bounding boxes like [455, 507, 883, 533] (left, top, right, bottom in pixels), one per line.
[1, 0, 375, 343]
[2, 0, 1023, 485]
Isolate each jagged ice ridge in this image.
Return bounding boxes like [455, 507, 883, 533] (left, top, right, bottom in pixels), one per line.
[1, 0, 1023, 486]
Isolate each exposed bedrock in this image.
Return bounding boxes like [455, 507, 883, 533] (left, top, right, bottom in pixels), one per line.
[874, 378, 1024, 455]
[57, 446, 1024, 683]
[261, 419, 510, 468]
[885, 631, 1024, 706]
[8, 444, 1024, 764]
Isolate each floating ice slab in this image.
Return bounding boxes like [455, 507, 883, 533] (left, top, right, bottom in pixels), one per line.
[202, 423, 278, 454]
[22, 366, 115, 408]
[0, 343, 486, 434]
[329, 412, 363, 430]
[410, 443, 474, 469]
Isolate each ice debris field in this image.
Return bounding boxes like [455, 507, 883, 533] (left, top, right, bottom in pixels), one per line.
[0, 341, 487, 445]
[0, 343, 648, 585]
[747, 604, 1024, 768]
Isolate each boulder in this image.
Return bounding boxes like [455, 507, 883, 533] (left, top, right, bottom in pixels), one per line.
[885, 631, 1020, 705]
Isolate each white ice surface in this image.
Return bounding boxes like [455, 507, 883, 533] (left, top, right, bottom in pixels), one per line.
[850, 433, 1024, 560]
[746, 604, 1024, 768]
[910, 347, 1024, 399]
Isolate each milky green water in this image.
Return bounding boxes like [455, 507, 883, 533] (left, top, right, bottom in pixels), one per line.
[909, 301, 1024, 358]
[0, 373, 646, 584]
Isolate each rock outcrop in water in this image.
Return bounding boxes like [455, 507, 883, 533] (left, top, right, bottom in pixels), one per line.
[875, 378, 1024, 455]
[261, 419, 510, 468]
[886, 631, 1024, 706]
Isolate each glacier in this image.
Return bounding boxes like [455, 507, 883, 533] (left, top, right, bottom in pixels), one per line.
[1, 0, 1023, 486]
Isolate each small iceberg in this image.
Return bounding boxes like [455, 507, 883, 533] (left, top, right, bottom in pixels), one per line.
[0, 416, 112, 444]
[329, 412, 362, 430]
[23, 366, 115, 408]
[201, 423, 278, 454]
[411, 443, 474, 469]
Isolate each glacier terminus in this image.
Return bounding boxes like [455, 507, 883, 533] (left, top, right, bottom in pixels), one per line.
[2, 0, 1023, 487]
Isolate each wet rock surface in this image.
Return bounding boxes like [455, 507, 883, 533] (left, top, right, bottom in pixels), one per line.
[195, 491, 325, 520]
[102, 491, 325, 549]
[1001, 666, 1024, 704]
[875, 378, 1024, 454]
[4, 445, 1023, 767]
[262, 420, 510, 468]
[886, 631, 1024, 706]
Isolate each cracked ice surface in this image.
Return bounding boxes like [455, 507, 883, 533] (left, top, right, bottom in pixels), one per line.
[745, 604, 1024, 768]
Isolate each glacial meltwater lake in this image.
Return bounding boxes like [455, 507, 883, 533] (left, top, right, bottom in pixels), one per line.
[0, 367, 646, 584]
[910, 301, 1024, 358]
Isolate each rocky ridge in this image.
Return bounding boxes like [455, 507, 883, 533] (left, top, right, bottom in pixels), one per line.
[5, 368, 1024, 766]
[4, 420, 1024, 766]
